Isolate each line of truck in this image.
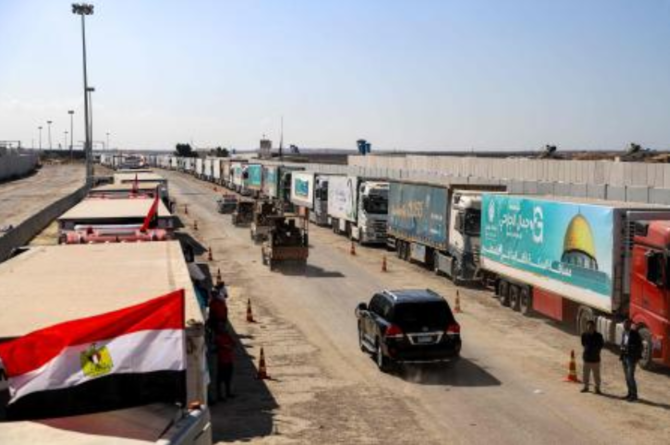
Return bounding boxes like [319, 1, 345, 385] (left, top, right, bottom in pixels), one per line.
[148, 154, 670, 371]
[0, 169, 212, 445]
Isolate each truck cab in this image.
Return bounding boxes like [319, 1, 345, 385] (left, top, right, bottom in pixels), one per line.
[630, 220, 670, 368]
[443, 191, 483, 282]
[352, 181, 388, 245]
[312, 175, 330, 226]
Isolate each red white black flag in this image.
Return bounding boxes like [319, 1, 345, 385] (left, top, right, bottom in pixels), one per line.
[140, 189, 160, 232]
[0, 290, 186, 420]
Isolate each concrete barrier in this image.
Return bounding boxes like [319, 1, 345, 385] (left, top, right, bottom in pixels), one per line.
[0, 184, 88, 262]
[0, 153, 38, 181]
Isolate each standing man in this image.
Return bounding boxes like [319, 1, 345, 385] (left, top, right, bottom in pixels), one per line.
[209, 282, 229, 326]
[580, 320, 604, 394]
[620, 319, 643, 402]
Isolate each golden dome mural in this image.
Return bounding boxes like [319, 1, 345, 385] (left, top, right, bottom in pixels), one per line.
[561, 213, 598, 270]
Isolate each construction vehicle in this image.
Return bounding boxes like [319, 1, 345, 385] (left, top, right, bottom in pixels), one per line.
[250, 199, 282, 243]
[261, 215, 309, 270]
[480, 193, 670, 370]
[231, 199, 254, 226]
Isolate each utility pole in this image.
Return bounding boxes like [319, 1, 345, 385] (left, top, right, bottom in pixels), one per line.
[72, 3, 94, 186]
[47, 120, 53, 149]
[38, 126, 43, 150]
[68, 110, 74, 159]
[64, 131, 68, 151]
[106, 132, 110, 152]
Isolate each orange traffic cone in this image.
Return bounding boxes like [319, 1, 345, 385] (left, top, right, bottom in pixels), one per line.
[350, 241, 356, 256]
[454, 290, 462, 313]
[257, 347, 269, 380]
[246, 298, 255, 323]
[184, 204, 189, 215]
[194, 220, 198, 231]
[208, 247, 213, 261]
[382, 255, 388, 272]
[564, 350, 580, 383]
[216, 268, 222, 286]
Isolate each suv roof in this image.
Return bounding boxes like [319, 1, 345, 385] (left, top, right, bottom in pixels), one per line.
[382, 289, 444, 304]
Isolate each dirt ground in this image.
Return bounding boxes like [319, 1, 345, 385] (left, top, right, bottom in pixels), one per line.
[163, 170, 670, 445]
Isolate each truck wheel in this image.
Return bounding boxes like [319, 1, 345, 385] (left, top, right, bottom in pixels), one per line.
[396, 241, 404, 259]
[509, 285, 521, 311]
[519, 287, 533, 316]
[638, 327, 655, 370]
[376, 342, 391, 373]
[498, 281, 510, 307]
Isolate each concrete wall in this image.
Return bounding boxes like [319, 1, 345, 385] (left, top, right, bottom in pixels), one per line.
[0, 185, 88, 263]
[0, 153, 39, 182]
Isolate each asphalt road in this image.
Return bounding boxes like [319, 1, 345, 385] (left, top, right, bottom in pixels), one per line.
[0, 163, 84, 231]
[163, 169, 670, 445]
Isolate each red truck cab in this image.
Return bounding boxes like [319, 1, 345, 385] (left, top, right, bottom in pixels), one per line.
[631, 220, 670, 368]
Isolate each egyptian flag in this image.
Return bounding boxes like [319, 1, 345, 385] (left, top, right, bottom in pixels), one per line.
[0, 290, 186, 421]
[140, 189, 160, 232]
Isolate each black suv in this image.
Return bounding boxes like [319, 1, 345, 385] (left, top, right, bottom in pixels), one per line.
[355, 289, 461, 372]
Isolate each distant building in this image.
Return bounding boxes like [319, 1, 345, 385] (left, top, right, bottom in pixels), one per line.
[259, 139, 273, 159]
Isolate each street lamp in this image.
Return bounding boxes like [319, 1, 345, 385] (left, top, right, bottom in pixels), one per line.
[68, 110, 74, 159]
[106, 132, 110, 151]
[47, 120, 53, 149]
[38, 126, 43, 150]
[72, 2, 94, 186]
[64, 131, 68, 151]
[87, 87, 95, 157]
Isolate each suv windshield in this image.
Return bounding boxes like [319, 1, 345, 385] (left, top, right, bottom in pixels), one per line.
[392, 302, 452, 331]
[363, 195, 388, 214]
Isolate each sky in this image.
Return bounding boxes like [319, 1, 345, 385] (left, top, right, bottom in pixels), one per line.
[0, 0, 669, 152]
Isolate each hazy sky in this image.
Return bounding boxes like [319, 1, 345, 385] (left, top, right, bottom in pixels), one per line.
[1, 0, 669, 152]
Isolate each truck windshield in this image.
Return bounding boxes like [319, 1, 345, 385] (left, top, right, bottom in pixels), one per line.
[363, 195, 388, 214]
[464, 210, 481, 236]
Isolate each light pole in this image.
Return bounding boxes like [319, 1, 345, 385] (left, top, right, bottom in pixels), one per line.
[68, 110, 74, 159]
[38, 126, 43, 150]
[47, 120, 53, 149]
[64, 131, 68, 151]
[106, 132, 110, 152]
[87, 87, 95, 158]
[72, 3, 94, 186]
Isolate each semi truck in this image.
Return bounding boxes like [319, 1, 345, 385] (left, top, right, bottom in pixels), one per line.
[480, 194, 670, 370]
[312, 174, 331, 226]
[290, 172, 315, 210]
[230, 161, 247, 193]
[246, 164, 264, 197]
[327, 176, 388, 245]
[0, 241, 211, 444]
[262, 165, 303, 212]
[387, 182, 504, 283]
[195, 158, 204, 179]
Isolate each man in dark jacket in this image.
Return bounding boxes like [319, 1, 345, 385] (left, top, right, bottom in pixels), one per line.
[620, 319, 643, 402]
[581, 320, 604, 394]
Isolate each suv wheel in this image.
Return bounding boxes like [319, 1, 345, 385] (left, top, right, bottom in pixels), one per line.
[376, 342, 391, 372]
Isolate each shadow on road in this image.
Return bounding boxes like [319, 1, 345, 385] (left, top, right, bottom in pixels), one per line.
[596, 392, 670, 411]
[209, 322, 279, 442]
[395, 357, 501, 387]
[304, 264, 345, 278]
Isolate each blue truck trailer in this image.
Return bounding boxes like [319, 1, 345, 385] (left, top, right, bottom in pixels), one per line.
[387, 181, 504, 282]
